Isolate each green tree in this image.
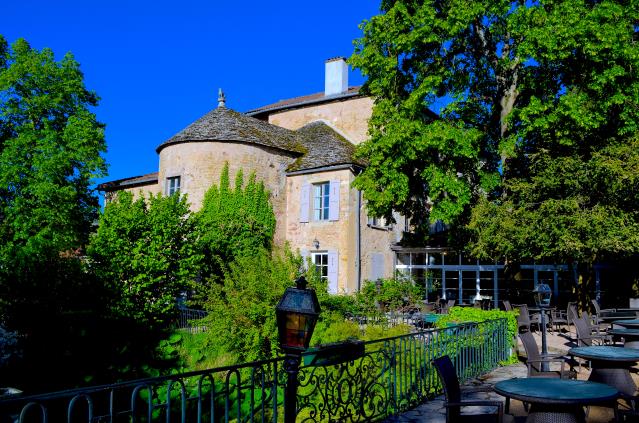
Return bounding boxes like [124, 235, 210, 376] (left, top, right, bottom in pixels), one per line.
[88, 191, 200, 329]
[350, 0, 639, 242]
[469, 135, 639, 306]
[0, 36, 107, 329]
[352, 0, 639, 304]
[196, 162, 276, 279]
[200, 247, 301, 363]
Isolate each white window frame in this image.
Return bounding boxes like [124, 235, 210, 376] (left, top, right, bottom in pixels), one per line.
[311, 252, 329, 282]
[313, 182, 330, 221]
[166, 176, 181, 196]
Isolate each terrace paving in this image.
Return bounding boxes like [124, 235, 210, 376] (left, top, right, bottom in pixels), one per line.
[387, 327, 634, 422]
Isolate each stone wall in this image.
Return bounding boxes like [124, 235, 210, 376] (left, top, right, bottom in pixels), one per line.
[359, 205, 399, 287]
[158, 141, 297, 245]
[267, 96, 373, 144]
[286, 169, 358, 293]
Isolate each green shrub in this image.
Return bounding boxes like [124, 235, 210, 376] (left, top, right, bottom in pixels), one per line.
[356, 276, 424, 313]
[435, 306, 519, 363]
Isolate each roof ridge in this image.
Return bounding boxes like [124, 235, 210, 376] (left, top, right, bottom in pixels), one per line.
[245, 86, 363, 116]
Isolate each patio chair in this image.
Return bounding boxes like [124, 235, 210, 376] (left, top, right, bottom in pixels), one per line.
[441, 299, 455, 314]
[582, 310, 608, 334]
[574, 316, 612, 347]
[518, 331, 577, 379]
[592, 299, 616, 318]
[432, 355, 514, 423]
[515, 304, 540, 333]
[567, 302, 579, 335]
[502, 300, 512, 311]
[549, 308, 569, 333]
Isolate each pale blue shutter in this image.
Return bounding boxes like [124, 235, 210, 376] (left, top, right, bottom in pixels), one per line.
[328, 180, 340, 221]
[370, 253, 385, 281]
[300, 183, 310, 223]
[327, 250, 338, 294]
[300, 249, 309, 271]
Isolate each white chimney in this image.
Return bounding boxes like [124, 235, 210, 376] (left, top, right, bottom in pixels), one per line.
[324, 57, 348, 96]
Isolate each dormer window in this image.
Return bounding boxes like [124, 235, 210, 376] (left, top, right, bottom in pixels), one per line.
[166, 176, 181, 196]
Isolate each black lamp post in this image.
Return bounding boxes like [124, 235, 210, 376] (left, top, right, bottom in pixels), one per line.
[533, 283, 552, 371]
[275, 276, 321, 423]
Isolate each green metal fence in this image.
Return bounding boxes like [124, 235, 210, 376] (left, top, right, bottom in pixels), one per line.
[0, 319, 510, 422]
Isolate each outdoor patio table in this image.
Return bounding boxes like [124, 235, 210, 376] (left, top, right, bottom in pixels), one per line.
[493, 378, 618, 423]
[608, 328, 639, 349]
[568, 345, 639, 395]
[599, 312, 636, 322]
[611, 319, 639, 329]
[420, 314, 442, 328]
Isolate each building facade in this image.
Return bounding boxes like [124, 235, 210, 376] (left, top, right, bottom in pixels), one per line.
[99, 58, 400, 294]
[99, 57, 623, 307]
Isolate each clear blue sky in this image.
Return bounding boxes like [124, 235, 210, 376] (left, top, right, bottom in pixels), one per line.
[3, 0, 379, 185]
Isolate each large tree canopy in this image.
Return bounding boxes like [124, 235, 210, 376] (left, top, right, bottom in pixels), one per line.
[351, 0, 639, 245]
[88, 192, 200, 329]
[0, 36, 107, 328]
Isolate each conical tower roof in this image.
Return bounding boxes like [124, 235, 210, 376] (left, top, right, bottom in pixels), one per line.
[157, 105, 306, 154]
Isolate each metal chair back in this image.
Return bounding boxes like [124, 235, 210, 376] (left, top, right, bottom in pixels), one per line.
[592, 299, 602, 315]
[441, 299, 455, 314]
[502, 300, 512, 311]
[432, 355, 462, 421]
[519, 331, 543, 374]
[516, 304, 532, 332]
[567, 302, 578, 325]
[574, 316, 594, 346]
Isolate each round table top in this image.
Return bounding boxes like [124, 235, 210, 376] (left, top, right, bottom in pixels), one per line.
[493, 378, 618, 405]
[421, 314, 442, 323]
[569, 345, 639, 361]
[600, 314, 636, 322]
[612, 319, 639, 327]
[608, 328, 639, 337]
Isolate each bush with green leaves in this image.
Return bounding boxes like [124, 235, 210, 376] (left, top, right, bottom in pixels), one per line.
[356, 276, 424, 313]
[435, 306, 519, 364]
[198, 247, 300, 364]
[88, 191, 200, 329]
[195, 162, 276, 281]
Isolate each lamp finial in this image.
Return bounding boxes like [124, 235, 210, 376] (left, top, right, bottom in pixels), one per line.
[295, 276, 308, 290]
[217, 88, 226, 108]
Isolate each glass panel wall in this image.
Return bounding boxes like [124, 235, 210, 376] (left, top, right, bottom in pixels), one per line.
[393, 249, 592, 309]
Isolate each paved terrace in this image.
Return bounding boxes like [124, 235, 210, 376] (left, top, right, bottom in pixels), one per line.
[387, 329, 633, 422]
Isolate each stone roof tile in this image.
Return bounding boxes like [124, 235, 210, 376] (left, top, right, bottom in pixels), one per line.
[289, 121, 366, 172]
[156, 106, 306, 154]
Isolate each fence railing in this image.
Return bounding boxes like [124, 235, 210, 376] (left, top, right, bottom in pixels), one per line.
[346, 311, 428, 329]
[175, 307, 208, 333]
[0, 319, 510, 422]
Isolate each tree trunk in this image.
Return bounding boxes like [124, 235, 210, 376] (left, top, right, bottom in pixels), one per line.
[573, 261, 595, 313]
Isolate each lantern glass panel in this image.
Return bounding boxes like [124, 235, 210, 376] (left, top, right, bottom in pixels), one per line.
[284, 312, 309, 348]
[534, 284, 552, 307]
